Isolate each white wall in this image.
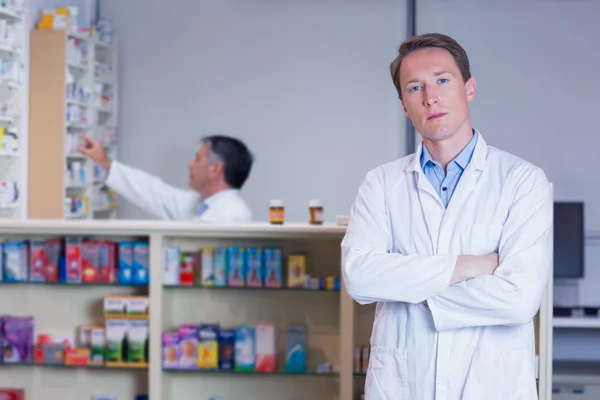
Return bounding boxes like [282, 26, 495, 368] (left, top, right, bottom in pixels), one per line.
[99, 0, 406, 223]
[416, 0, 600, 361]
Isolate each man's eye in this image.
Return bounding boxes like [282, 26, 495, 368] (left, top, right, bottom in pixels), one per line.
[439, 78, 448, 84]
[409, 86, 421, 92]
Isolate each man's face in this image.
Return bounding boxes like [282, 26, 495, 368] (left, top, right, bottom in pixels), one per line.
[399, 47, 476, 142]
[188, 144, 221, 192]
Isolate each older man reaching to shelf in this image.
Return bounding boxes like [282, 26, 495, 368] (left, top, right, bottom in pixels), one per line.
[78, 135, 254, 222]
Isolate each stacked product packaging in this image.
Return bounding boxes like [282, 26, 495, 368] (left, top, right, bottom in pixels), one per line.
[0, 238, 149, 285]
[162, 322, 332, 374]
[0, 295, 149, 368]
[164, 245, 340, 291]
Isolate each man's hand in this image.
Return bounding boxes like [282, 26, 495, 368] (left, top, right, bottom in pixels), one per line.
[78, 135, 112, 171]
[449, 253, 499, 286]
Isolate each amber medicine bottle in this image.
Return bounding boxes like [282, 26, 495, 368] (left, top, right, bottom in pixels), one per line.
[269, 199, 285, 224]
[309, 199, 323, 225]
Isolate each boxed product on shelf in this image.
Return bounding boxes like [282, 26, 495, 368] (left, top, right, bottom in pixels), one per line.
[162, 244, 341, 291]
[162, 322, 322, 374]
[0, 237, 150, 285]
[285, 325, 307, 373]
[0, 316, 33, 363]
[0, 388, 24, 400]
[103, 295, 149, 319]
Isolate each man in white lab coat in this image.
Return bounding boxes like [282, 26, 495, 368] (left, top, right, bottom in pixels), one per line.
[342, 33, 552, 400]
[78, 135, 254, 222]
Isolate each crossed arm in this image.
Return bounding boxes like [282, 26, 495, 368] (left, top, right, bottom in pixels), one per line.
[341, 167, 552, 330]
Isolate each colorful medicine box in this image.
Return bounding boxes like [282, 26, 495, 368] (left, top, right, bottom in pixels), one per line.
[178, 324, 198, 369]
[245, 247, 263, 287]
[227, 247, 245, 287]
[117, 242, 133, 284]
[163, 247, 180, 285]
[132, 242, 149, 285]
[263, 247, 282, 288]
[197, 324, 219, 369]
[285, 325, 307, 373]
[213, 247, 227, 287]
[162, 332, 179, 369]
[287, 254, 306, 288]
[234, 325, 255, 372]
[218, 328, 235, 370]
[255, 323, 276, 372]
[200, 247, 215, 286]
[179, 253, 196, 285]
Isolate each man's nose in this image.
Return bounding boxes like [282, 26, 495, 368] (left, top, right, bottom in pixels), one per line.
[423, 88, 440, 107]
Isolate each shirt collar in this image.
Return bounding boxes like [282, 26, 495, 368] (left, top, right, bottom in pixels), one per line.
[420, 129, 479, 170]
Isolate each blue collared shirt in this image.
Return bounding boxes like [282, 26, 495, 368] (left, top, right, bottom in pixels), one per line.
[420, 130, 478, 208]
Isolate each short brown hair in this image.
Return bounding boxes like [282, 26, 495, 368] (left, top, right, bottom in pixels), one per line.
[390, 33, 472, 99]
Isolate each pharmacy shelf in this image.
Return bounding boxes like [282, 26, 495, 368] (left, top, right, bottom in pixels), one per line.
[28, 29, 94, 220]
[91, 30, 119, 219]
[0, 219, 554, 400]
[553, 317, 600, 329]
[28, 25, 119, 220]
[0, 2, 25, 219]
[0, 220, 344, 400]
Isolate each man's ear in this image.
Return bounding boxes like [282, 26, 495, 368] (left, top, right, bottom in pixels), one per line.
[465, 76, 476, 102]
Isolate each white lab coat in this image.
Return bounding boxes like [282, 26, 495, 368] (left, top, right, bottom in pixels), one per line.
[342, 133, 552, 400]
[105, 160, 253, 222]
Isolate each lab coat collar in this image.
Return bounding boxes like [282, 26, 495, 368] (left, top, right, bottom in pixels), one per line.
[201, 188, 239, 207]
[406, 129, 488, 173]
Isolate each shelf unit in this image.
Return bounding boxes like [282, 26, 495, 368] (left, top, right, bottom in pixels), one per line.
[0, 2, 25, 219]
[0, 220, 555, 400]
[28, 28, 119, 221]
[91, 31, 118, 219]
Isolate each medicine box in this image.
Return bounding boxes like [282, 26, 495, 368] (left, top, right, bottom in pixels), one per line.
[218, 328, 235, 370]
[163, 247, 180, 285]
[99, 241, 117, 283]
[90, 327, 105, 364]
[126, 296, 149, 318]
[245, 247, 263, 288]
[197, 323, 219, 369]
[78, 325, 92, 349]
[132, 242, 149, 285]
[200, 247, 215, 286]
[162, 331, 179, 369]
[28, 239, 45, 282]
[285, 325, 307, 373]
[234, 325, 255, 372]
[227, 247, 245, 287]
[103, 295, 128, 317]
[127, 319, 149, 364]
[263, 247, 282, 288]
[213, 247, 227, 287]
[287, 254, 306, 288]
[255, 323, 276, 372]
[44, 239, 61, 282]
[81, 240, 101, 283]
[105, 319, 127, 363]
[179, 252, 196, 285]
[2, 241, 28, 281]
[178, 324, 198, 369]
[117, 242, 133, 284]
[64, 237, 82, 283]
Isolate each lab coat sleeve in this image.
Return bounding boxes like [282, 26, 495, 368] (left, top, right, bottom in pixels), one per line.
[341, 169, 459, 305]
[105, 160, 200, 220]
[427, 167, 552, 330]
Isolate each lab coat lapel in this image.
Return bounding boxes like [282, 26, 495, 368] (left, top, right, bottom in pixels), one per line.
[406, 143, 445, 254]
[446, 134, 489, 211]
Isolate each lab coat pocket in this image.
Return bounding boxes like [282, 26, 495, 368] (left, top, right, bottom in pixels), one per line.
[460, 223, 503, 255]
[461, 347, 536, 400]
[365, 347, 408, 400]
